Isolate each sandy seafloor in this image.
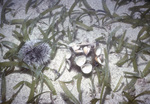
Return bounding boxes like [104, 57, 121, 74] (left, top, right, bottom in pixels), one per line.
[0, 0, 150, 104]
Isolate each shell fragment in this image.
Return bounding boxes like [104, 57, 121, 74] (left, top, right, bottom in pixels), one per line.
[83, 46, 91, 55]
[69, 43, 80, 51]
[74, 49, 84, 54]
[66, 49, 72, 59]
[81, 63, 92, 74]
[66, 60, 71, 70]
[95, 47, 102, 56]
[95, 54, 104, 65]
[75, 55, 86, 67]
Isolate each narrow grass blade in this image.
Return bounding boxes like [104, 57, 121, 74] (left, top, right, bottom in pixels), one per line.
[25, 0, 33, 14]
[124, 71, 140, 78]
[1, 41, 17, 49]
[113, 76, 123, 92]
[38, 26, 47, 39]
[102, 0, 111, 17]
[10, 19, 24, 24]
[100, 83, 105, 104]
[75, 11, 87, 22]
[27, 91, 50, 103]
[115, 31, 126, 53]
[67, 27, 72, 42]
[28, 16, 43, 35]
[123, 78, 137, 91]
[139, 32, 150, 40]
[0, 33, 5, 39]
[76, 73, 82, 102]
[124, 43, 136, 50]
[135, 91, 150, 99]
[132, 59, 138, 72]
[50, 44, 57, 60]
[32, 0, 43, 8]
[40, 5, 62, 17]
[107, 26, 121, 52]
[140, 54, 147, 61]
[21, 18, 30, 42]
[82, 0, 92, 9]
[4, 84, 24, 104]
[68, 0, 79, 16]
[13, 30, 23, 42]
[142, 61, 150, 77]
[59, 81, 80, 104]
[95, 36, 105, 42]
[0, 44, 3, 56]
[137, 26, 148, 40]
[3, 48, 18, 59]
[27, 79, 36, 102]
[43, 75, 56, 95]
[60, 6, 68, 25]
[13, 81, 25, 90]
[76, 73, 82, 93]
[0, 61, 19, 67]
[58, 55, 66, 72]
[1, 72, 6, 102]
[104, 48, 110, 87]
[13, 81, 32, 90]
[114, 0, 119, 10]
[35, 66, 44, 78]
[44, 13, 58, 39]
[0, 0, 12, 27]
[75, 21, 93, 31]
[116, 53, 128, 67]
[123, 91, 134, 101]
[95, 67, 104, 87]
[90, 76, 96, 96]
[90, 98, 99, 104]
[115, 0, 130, 10]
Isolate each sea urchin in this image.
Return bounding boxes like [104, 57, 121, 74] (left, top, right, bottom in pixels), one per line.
[18, 40, 51, 67]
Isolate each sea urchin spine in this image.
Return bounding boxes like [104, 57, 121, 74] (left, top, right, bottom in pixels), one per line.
[18, 40, 51, 67]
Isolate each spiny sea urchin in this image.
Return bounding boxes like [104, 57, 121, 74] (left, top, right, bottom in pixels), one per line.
[18, 40, 51, 67]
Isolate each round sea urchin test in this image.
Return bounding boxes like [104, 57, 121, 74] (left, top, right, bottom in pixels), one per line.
[18, 40, 51, 66]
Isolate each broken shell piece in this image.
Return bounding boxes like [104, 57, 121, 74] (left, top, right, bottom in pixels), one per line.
[95, 56, 103, 65]
[66, 49, 72, 59]
[69, 43, 80, 51]
[95, 47, 102, 56]
[83, 46, 91, 55]
[75, 55, 86, 67]
[99, 54, 104, 63]
[66, 60, 71, 70]
[74, 49, 84, 54]
[81, 63, 92, 74]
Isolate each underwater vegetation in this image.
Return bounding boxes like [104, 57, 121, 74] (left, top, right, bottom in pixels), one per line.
[0, 0, 150, 104]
